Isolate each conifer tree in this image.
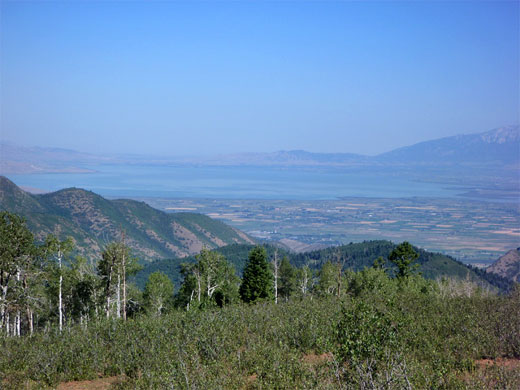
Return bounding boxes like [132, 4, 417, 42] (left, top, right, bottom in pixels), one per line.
[388, 241, 419, 279]
[239, 246, 273, 303]
[278, 257, 296, 301]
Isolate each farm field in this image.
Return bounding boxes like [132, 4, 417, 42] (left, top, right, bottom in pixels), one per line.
[140, 196, 520, 266]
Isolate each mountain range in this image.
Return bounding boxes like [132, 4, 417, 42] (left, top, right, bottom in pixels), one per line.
[0, 176, 254, 261]
[1, 125, 518, 174]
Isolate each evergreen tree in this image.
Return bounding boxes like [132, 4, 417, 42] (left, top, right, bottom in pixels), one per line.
[239, 246, 273, 303]
[278, 257, 296, 301]
[388, 241, 419, 279]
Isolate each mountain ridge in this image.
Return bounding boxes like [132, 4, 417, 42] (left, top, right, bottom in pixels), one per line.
[486, 248, 520, 283]
[0, 176, 255, 261]
[2, 125, 518, 173]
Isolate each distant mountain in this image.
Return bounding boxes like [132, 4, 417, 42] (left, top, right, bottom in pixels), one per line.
[2, 125, 518, 171]
[0, 142, 112, 174]
[0, 176, 254, 261]
[377, 125, 520, 166]
[486, 248, 520, 283]
[198, 150, 370, 167]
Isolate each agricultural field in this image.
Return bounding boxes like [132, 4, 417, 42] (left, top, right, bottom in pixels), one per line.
[139, 196, 520, 266]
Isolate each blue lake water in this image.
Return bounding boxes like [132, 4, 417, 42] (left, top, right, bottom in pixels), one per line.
[6, 164, 462, 200]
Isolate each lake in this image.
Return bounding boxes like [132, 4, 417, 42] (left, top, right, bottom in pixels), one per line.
[6, 164, 464, 200]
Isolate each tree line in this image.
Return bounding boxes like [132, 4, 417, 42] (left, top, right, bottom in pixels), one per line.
[1, 211, 421, 336]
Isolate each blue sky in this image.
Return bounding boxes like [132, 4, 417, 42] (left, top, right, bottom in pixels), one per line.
[1, 1, 518, 156]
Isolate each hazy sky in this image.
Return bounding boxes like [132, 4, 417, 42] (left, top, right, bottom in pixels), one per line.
[1, 1, 518, 156]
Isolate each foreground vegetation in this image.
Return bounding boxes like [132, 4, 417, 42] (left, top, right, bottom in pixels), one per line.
[2, 272, 519, 389]
[2, 211, 519, 389]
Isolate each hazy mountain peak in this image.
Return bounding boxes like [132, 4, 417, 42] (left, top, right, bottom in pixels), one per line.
[479, 125, 519, 144]
[378, 125, 520, 165]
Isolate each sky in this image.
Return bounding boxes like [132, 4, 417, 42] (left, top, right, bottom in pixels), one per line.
[1, 1, 518, 156]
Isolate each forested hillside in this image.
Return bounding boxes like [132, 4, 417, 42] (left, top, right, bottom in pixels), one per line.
[0, 176, 254, 261]
[134, 241, 511, 292]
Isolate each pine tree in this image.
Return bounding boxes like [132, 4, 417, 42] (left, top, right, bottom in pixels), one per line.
[388, 241, 419, 279]
[239, 246, 273, 303]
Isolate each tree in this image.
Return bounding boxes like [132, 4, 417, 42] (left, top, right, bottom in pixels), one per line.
[68, 256, 99, 325]
[44, 235, 74, 332]
[239, 246, 273, 303]
[272, 250, 279, 304]
[317, 261, 337, 296]
[0, 212, 35, 336]
[278, 257, 296, 301]
[144, 271, 174, 316]
[178, 249, 239, 310]
[296, 265, 312, 297]
[388, 241, 419, 279]
[97, 241, 141, 319]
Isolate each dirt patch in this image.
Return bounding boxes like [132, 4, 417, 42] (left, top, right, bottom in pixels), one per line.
[475, 358, 520, 370]
[57, 376, 122, 390]
[302, 352, 334, 365]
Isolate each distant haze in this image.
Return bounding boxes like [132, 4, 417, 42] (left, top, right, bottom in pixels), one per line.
[1, 1, 518, 156]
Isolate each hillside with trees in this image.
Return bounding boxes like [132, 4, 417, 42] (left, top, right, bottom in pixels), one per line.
[134, 241, 510, 292]
[0, 176, 255, 261]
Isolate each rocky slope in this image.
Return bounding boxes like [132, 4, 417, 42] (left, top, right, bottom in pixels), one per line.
[486, 248, 520, 283]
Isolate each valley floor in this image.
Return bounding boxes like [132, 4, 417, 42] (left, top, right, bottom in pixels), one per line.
[138, 196, 520, 266]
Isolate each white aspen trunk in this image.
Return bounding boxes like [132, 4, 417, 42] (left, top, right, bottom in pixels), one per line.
[27, 307, 33, 336]
[273, 251, 278, 304]
[116, 273, 121, 319]
[106, 264, 112, 319]
[187, 289, 195, 311]
[122, 259, 126, 321]
[121, 230, 127, 321]
[196, 270, 201, 303]
[0, 284, 7, 333]
[6, 312, 10, 336]
[58, 249, 63, 333]
[300, 268, 308, 296]
[16, 269, 21, 336]
[16, 311, 20, 337]
[93, 287, 98, 318]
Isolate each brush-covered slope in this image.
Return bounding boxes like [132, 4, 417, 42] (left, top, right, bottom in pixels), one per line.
[0, 176, 254, 261]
